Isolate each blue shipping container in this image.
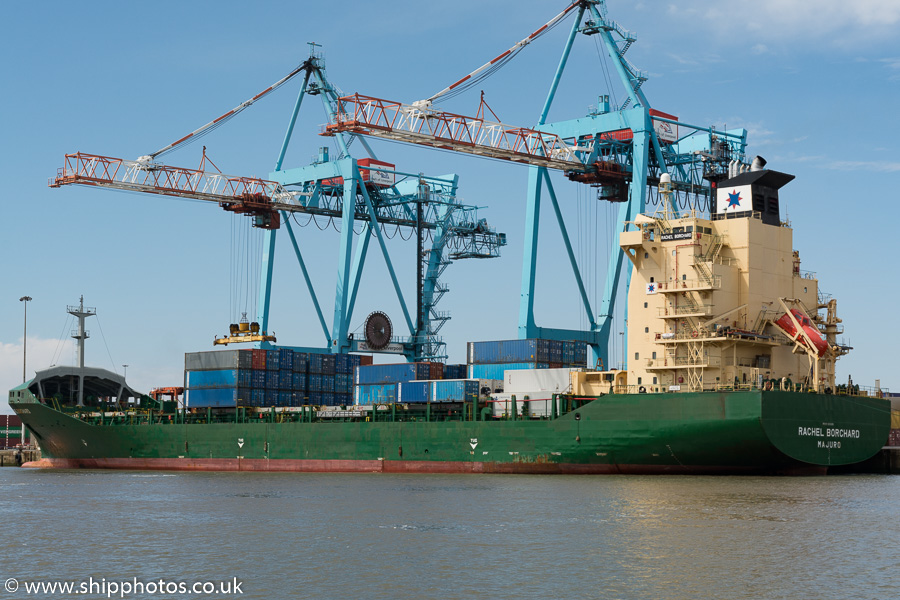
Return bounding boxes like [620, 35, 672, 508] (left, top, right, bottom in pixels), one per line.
[322, 354, 336, 376]
[265, 389, 277, 405]
[277, 391, 291, 406]
[251, 369, 267, 389]
[186, 369, 253, 389]
[355, 363, 432, 385]
[562, 341, 575, 364]
[251, 389, 265, 407]
[279, 348, 294, 371]
[444, 364, 467, 380]
[354, 383, 398, 405]
[335, 373, 352, 394]
[308, 374, 323, 393]
[185, 387, 251, 408]
[574, 343, 587, 366]
[467, 362, 550, 380]
[266, 371, 279, 390]
[293, 352, 308, 373]
[308, 353, 323, 374]
[266, 350, 281, 371]
[278, 371, 293, 390]
[398, 381, 429, 403]
[467, 339, 553, 364]
[431, 379, 480, 403]
[291, 372, 306, 391]
[323, 375, 335, 393]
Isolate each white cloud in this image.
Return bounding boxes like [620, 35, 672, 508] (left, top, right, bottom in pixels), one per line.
[880, 57, 900, 80]
[825, 159, 900, 173]
[779, 155, 900, 172]
[709, 117, 776, 144]
[684, 0, 900, 46]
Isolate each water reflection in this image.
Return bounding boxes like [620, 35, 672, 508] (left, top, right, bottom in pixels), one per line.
[0, 471, 897, 600]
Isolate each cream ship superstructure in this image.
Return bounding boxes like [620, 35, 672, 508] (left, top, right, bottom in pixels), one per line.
[618, 159, 848, 394]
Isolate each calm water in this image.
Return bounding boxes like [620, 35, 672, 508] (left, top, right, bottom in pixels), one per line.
[1, 469, 897, 600]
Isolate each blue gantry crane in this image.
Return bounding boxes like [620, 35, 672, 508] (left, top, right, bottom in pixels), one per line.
[326, 0, 748, 368]
[50, 43, 506, 362]
[264, 45, 506, 362]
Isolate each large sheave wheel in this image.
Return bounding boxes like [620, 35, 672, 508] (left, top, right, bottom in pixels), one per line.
[364, 311, 392, 350]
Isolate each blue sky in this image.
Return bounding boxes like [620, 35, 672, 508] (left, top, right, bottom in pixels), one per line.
[3, 0, 899, 405]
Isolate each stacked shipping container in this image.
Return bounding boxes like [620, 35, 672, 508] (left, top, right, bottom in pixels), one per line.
[352, 362, 488, 405]
[0, 414, 24, 449]
[184, 349, 368, 408]
[466, 339, 586, 379]
[354, 362, 440, 405]
[357, 379, 482, 405]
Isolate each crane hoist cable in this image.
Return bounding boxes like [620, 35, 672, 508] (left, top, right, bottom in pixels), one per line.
[419, 1, 580, 106]
[143, 61, 309, 161]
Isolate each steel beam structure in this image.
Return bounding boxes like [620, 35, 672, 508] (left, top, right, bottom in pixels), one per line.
[250, 49, 503, 360]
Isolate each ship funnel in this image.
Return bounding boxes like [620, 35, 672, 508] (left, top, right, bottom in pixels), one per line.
[751, 156, 767, 171]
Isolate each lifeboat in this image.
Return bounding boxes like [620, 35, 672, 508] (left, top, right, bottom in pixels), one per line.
[775, 309, 828, 356]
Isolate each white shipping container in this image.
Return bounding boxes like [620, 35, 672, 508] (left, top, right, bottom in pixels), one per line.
[477, 379, 504, 396]
[504, 368, 573, 395]
[489, 393, 559, 418]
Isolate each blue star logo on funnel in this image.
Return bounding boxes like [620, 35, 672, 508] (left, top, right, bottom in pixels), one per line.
[727, 190, 742, 209]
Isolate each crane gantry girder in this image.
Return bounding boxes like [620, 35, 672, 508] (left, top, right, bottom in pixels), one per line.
[50, 152, 290, 229]
[324, 94, 589, 171]
[324, 96, 746, 198]
[48, 152, 508, 242]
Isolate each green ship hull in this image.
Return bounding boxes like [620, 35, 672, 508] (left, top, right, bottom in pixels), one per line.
[10, 390, 890, 474]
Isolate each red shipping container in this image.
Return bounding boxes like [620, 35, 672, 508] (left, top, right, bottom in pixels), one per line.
[888, 429, 900, 447]
[426, 361, 444, 380]
[323, 159, 395, 188]
[598, 109, 679, 145]
[251, 349, 267, 370]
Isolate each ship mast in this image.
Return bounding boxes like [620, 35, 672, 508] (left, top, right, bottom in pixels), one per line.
[67, 296, 96, 407]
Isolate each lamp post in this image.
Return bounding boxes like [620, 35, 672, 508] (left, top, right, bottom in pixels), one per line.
[19, 296, 32, 448]
[123, 364, 128, 379]
[19, 296, 32, 383]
